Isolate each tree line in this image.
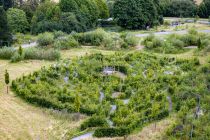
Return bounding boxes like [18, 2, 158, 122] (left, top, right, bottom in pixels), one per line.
[1, 0, 210, 46]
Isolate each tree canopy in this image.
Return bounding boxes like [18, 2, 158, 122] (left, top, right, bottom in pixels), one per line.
[7, 8, 29, 33]
[198, 0, 210, 18]
[162, 0, 196, 17]
[0, 6, 11, 46]
[113, 0, 159, 29]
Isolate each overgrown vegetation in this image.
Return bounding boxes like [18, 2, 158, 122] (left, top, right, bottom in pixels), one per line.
[11, 52, 209, 139]
[0, 47, 60, 62]
[36, 29, 138, 50]
[113, 0, 161, 29]
[142, 29, 210, 54]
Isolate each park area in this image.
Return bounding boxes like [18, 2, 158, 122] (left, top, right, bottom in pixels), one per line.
[0, 0, 210, 140]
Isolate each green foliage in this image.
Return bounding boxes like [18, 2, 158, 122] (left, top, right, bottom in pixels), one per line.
[81, 116, 108, 130]
[198, 0, 210, 18]
[12, 52, 209, 138]
[59, 0, 103, 32]
[31, 1, 62, 34]
[142, 30, 210, 54]
[24, 48, 60, 61]
[18, 46, 23, 56]
[95, 0, 109, 19]
[11, 52, 24, 63]
[113, 0, 159, 29]
[53, 35, 79, 50]
[19, 2, 36, 24]
[163, 0, 196, 17]
[0, 47, 15, 59]
[59, 0, 79, 13]
[77, 28, 109, 46]
[5, 69, 9, 85]
[0, 46, 60, 61]
[94, 127, 130, 137]
[11, 46, 25, 63]
[75, 28, 128, 49]
[37, 32, 54, 46]
[0, 6, 12, 46]
[60, 12, 82, 33]
[31, 0, 109, 34]
[7, 8, 29, 33]
[53, 31, 66, 39]
[124, 35, 138, 47]
[1, 0, 13, 10]
[74, 92, 81, 112]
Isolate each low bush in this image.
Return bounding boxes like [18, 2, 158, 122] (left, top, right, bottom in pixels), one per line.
[53, 35, 79, 50]
[142, 34, 163, 49]
[37, 32, 54, 46]
[24, 48, 60, 60]
[77, 28, 108, 46]
[11, 52, 24, 63]
[0, 47, 15, 59]
[53, 31, 67, 39]
[142, 30, 210, 54]
[124, 35, 138, 47]
[94, 127, 130, 137]
[80, 116, 108, 130]
[75, 28, 125, 49]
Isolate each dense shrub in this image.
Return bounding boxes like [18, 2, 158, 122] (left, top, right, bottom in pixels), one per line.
[77, 29, 109, 46]
[198, 0, 210, 18]
[12, 52, 209, 139]
[24, 48, 60, 60]
[163, 0, 196, 17]
[80, 116, 108, 130]
[31, 1, 62, 34]
[7, 8, 29, 33]
[75, 28, 127, 49]
[11, 52, 24, 63]
[113, 0, 160, 29]
[142, 34, 163, 49]
[0, 47, 15, 59]
[0, 6, 12, 46]
[60, 12, 82, 33]
[95, 0, 109, 19]
[124, 35, 138, 47]
[94, 127, 130, 137]
[142, 30, 210, 54]
[53, 31, 67, 39]
[53, 35, 79, 49]
[37, 32, 54, 46]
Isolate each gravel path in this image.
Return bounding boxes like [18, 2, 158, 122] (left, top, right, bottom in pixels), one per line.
[71, 132, 94, 140]
[14, 42, 37, 50]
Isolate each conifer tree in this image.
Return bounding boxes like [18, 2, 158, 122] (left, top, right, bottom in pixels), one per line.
[5, 70, 10, 94]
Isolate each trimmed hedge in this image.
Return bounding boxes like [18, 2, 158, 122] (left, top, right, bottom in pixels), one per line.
[81, 116, 108, 130]
[94, 127, 130, 137]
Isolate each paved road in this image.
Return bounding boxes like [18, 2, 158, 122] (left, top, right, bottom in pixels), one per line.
[135, 29, 210, 37]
